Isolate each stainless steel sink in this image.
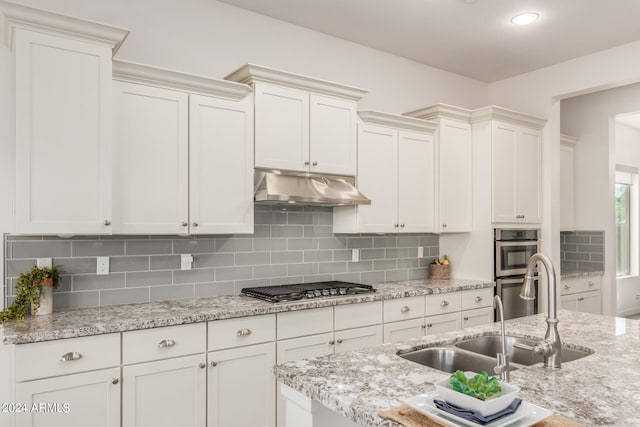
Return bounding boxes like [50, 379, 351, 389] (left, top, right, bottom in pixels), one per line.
[454, 335, 594, 366]
[398, 347, 518, 374]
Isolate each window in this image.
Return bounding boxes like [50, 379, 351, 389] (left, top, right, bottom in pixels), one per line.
[615, 168, 638, 277]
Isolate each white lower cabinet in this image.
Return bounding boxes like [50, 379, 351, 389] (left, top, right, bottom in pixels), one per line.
[424, 312, 462, 334]
[560, 276, 602, 314]
[123, 355, 206, 427]
[15, 368, 120, 427]
[208, 343, 276, 427]
[334, 325, 383, 353]
[462, 307, 494, 328]
[383, 317, 425, 343]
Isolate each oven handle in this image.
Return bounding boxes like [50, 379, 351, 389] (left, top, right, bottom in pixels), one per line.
[495, 240, 540, 248]
[496, 276, 538, 291]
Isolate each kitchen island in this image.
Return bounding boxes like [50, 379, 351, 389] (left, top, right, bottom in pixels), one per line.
[275, 310, 640, 426]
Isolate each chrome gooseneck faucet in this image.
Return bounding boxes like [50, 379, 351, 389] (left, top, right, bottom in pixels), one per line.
[493, 295, 510, 381]
[514, 252, 562, 369]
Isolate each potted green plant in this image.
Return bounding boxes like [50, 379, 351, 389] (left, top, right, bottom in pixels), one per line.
[0, 265, 61, 322]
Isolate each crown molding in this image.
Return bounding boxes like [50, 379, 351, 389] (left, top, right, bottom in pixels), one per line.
[404, 103, 472, 122]
[358, 110, 438, 133]
[225, 63, 368, 101]
[470, 105, 546, 129]
[113, 60, 252, 100]
[0, 0, 129, 54]
[560, 133, 578, 147]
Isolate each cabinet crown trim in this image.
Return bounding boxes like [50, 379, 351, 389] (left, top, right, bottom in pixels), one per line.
[470, 105, 546, 129]
[560, 133, 578, 147]
[113, 59, 253, 100]
[224, 63, 368, 101]
[0, 0, 129, 54]
[404, 103, 472, 122]
[358, 110, 438, 133]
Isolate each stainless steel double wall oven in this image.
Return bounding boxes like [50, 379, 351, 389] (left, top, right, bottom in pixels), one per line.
[494, 228, 540, 320]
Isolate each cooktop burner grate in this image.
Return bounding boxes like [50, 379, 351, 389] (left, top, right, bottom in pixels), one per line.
[241, 281, 375, 303]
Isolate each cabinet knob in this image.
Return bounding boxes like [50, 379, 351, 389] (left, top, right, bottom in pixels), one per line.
[426, 323, 433, 328]
[475, 296, 483, 303]
[578, 297, 585, 302]
[304, 160, 310, 166]
[192, 222, 199, 227]
[421, 324, 427, 329]
[463, 316, 469, 321]
[400, 306, 410, 313]
[199, 362, 206, 369]
[329, 340, 335, 345]
[237, 328, 252, 336]
[400, 224, 405, 228]
[312, 161, 318, 166]
[394, 224, 399, 228]
[588, 281, 595, 286]
[104, 220, 111, 226]
[440, 300, 449, 307]
[337, 339, 343, 344]
[60, 352, 82, 362]
[158, 339, 176, 348]
[442, 223, 447, 228]
[564, 284, 570, 290]
[112, 378, 119, 385]
[210, 361, 218, 367]
[181, 221, 188, 227]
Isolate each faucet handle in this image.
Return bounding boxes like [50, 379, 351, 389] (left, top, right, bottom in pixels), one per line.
[514, 341, 551, 355]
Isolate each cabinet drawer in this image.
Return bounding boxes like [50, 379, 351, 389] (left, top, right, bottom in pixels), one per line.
[383, 296, 425, 322]
[424, 312, 461, 334]
[15, 333, 120, 382]
[462, 307, 494, 328]
[208, 314, 276, 351]
[561, 276, 602, 295]
[334, 301, 382, 330]
[277, 307, 333, 340]
[461, 288, 494, 310]
[426, 292, 461, 315]
[123, 323, 205, 365]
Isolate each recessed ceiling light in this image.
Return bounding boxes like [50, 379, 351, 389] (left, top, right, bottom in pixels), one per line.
[511, 12, 539, 25]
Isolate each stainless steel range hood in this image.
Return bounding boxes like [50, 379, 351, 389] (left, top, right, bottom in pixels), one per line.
[254, 169, 371, 206]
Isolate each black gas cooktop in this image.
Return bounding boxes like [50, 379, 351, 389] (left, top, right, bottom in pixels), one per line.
[241, 281, 375, 303]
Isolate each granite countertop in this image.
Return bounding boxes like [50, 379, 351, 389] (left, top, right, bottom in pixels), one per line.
[1, 278, 493, 345]
[560, 270, 604, 280]
[274, 310, 639, 426]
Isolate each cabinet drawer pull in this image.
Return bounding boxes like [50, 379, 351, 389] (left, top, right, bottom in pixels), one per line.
[426, 323, 433, 328]
[237, 328, 252, 336]
[564, 284, 570, 290]
[192, 222, 199, 227]
[337, 339, 343, 344]
[442, 223, 447, 228]
[400, 224, 405, 228]
[578, 297, 585, 302]
[463, 316, 469, 321]
[421, 324, 427, 329]
[210, 361, 218, 367]
[312, 161, 318, 166]
[475, 296, 483, 302]
[588, 281, 595, 286]
[60, 352, 82, 362]
[158, 339, 176, 348]
[181, 221, 188, 227]
[199, 362, 206, 369]
[112, 378, 119, 385]
[394, 224, 399, 228]
[440, 300, 449, 307]
[304, 160, 310, 166]
[329, 340, 335, 345]
[400, 306, 410, 313]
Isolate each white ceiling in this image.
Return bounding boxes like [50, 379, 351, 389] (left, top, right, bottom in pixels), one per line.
[217, 0, 640, 83]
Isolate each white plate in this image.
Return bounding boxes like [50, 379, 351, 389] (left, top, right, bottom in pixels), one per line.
[404, 391, 553, 427]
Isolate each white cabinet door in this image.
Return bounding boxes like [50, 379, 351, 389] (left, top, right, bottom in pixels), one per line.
[254, 83, 309, 172]
[355, 124, 398, 232]
[334, 325, 383, 353]
[208, 343, 275, 427]
[491, 122, 518, 223]
[560, 294, 579, 311]
[516, 127, 541, 223]
[13, 29, 113, 234]
[424, 312, 461, 334]
[112, 81, 189, 234]
[560, 141, 575, 231]
[462, 307, 494, 328]
[189, 94, 254, 234]
[576, 291, 601, 314]
[398, 130, 435, 233]
[383, 318, 425, 344]
[309, 95, 357, 175]
[438, 119, 472, 232]
[123, 355, 206, 427]
[15, 368, 120, 427]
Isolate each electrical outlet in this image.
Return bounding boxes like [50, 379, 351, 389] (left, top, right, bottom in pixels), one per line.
[417, 247, 424, 258]
[351, 249, 360, 262]
[37, 257, 53, 269]
[181, 254, 194, 271]
[96, 257, 109, 275]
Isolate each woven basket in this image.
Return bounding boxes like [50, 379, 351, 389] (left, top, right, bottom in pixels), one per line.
[429, 264, 450, 280]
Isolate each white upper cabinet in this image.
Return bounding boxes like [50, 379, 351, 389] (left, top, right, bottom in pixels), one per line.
[560, 134, 578, 231]
[471, 106, 545, 224]
[112, 60, 254, 235]
[333, 111, 437, 233]
[405, 104, 473, 233]
[225, 64, 367, 176]
[1, 3, 129, 234]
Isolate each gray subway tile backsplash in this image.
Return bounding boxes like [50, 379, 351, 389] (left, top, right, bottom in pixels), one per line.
[3, 206, 439, 310]
[560, 231, 605, 273]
